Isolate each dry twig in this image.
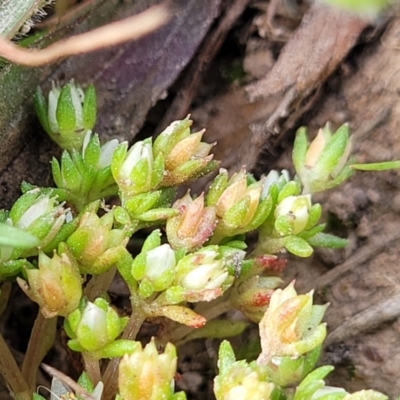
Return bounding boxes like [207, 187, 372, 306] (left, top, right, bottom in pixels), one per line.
[0, 3, 169, 66]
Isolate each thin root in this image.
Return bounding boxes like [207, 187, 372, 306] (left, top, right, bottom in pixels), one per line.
[0, 3, 169, 66]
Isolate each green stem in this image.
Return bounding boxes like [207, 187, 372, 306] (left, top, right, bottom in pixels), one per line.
[84, 266, 116, 301]
[250, 237, 285, 258]
[208, 229, 225, 245]
[195, 298, 232, 321]
[99, 185, 119, 200]
[351, 160, 400, 171]
[101, 295, 146, 400]
[82, 352, 101, 385]
[21, 311, 57, 391]
[0, 332, 30, 399]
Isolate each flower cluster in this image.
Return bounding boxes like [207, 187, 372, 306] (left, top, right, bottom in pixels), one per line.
[34, 80, 97, 151]
[64, 297, 136, 359]
[293, 123, 353, 194]
[252, 167, 347, 258]
[0, 80, 389, 400]
[206, 168, 272, 240]
[214, 341, 275, 400]
[17, 244, 82, 318]
[118, 339, 185, 400]
[51, 132, 119, 211]
[130, 229, 242, 319]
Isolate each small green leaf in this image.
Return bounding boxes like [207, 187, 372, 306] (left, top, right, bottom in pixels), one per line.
[111, 142, 128, 179]
[33, 86, 50, 134]
[246, 173, 257, 185]
[124, 192, 161, 215]
[135, 208, 178, 222]
[184, 319, 248, 341]
[224, 196, 250, 229]
[151, 152, 165, 188]
[305, 203, 322, 230]
[268, 183, 280, 204]
[77, 371, 94, 393]
[270, 387, 287, 400]
[60, 151, 82, 192]
[71, 149, 88, 177]
[206, 170, 229, 206]
[0, 210, 8, 224]
[0, 224, 39, 248]
[284, 235, 313, 257]
[166, 158, 217, 187]
[218, 340, 237, 374]
[40, 217, 80, 254]
[247, 196, 273, 230]
[302, 346, 323, 380]
[94, 168, 116, 193]
[91, 340, 138, 359]
[131, 157, 151, 190]
[275, 215, 294, 236]
[277, 180, 301, 203]
[131, 253, 147, 281]
[220, 239, 247, 250]
[83, 84, 97, 130]
[56, 84, 77, 135]
[298, 223, 326, 240]
[138, 279, 155, 298]
[351, 160, 400, 171]
[172, 392, 187, 400]
[154, 187, 177, 208]
[293, 127, 308, 176]
[326, 164, 354, 189]
[307, 232, 347, 248]
[51, 157, 63, 188]
[67, 339, 85, 352]
[153, 119, 192, 157]
[0, 259, 30, 279]
[314, 126, 349, 179]
[9, 190, 41, 223]
[20, 181, 37, 194]
[33, 393, 46, 400]
[114, 206, 131, 226]
[83, 133, 101, 167]
[142, 230, 162, 252]
[294, 366, 334, 400]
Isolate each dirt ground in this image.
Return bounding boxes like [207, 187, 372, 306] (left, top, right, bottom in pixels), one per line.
[3, 0, 400, 398]
[176, 1, 400, 398]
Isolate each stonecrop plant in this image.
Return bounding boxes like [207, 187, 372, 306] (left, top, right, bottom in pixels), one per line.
[0, 81, 390, 400]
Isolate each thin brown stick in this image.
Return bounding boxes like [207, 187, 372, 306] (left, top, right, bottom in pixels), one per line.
[82, 353, 101, 388]
[305, 227, 400, 293]
[0, 332, 30, 400]
[0, 3, 170, 66]
[41, 363, 95, 400]
[84, 266, 116, 302]
[326, 290, 400, 345]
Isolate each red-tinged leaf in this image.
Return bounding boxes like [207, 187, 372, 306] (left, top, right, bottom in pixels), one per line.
[152, 305, 206, 328]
